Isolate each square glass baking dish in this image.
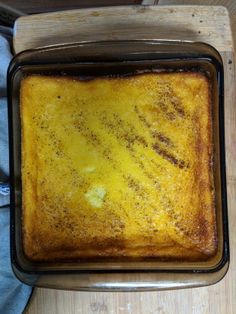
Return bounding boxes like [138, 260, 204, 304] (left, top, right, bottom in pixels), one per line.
[8, 40, 229, 291]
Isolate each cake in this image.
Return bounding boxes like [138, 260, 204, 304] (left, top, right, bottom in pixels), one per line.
[20, 72, 216, 262]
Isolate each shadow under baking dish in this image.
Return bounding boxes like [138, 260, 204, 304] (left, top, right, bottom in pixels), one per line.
[7, 40, 229, 290]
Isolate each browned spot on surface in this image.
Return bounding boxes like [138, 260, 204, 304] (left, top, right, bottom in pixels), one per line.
[196, 138, 206, 155]
[103, 147, 113, 161]
[171, 96, 185, 117]
[73, 118, 103, 147]
[101, 113, 148, 149]
[166, 112, 176, 121]
[152, 143, 187, 169]
[156, 83, 185, 119]
[158, 101, 169, 113]
[195, 211, 209, 243]
[152, 131, 173, 147]
[125, 175, 145, 194]
[134, 105, 151, 128]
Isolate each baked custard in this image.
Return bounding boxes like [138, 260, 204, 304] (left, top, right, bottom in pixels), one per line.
[20, 72, 216, 262]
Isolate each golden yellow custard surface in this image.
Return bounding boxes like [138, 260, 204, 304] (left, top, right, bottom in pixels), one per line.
[21, 73, 216, 262]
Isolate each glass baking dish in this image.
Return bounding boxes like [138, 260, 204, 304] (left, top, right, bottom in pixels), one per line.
[7, 40, 229, 291]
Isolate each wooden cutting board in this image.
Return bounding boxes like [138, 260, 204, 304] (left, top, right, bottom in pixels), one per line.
[14, 6, 236, 314]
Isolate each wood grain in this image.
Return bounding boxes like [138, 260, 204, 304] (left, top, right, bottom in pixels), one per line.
[158, 0, 236, 48]
[14, 5, 235, 314]
[14, 6, 233, 54]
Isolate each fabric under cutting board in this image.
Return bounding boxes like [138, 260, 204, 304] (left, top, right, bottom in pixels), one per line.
[0, 35, 32, 314]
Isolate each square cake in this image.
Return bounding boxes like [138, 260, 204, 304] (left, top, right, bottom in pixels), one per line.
[20, 72, 216, 262]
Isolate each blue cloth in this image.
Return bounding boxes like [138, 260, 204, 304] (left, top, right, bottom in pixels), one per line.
[0, 36, 33, 314]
